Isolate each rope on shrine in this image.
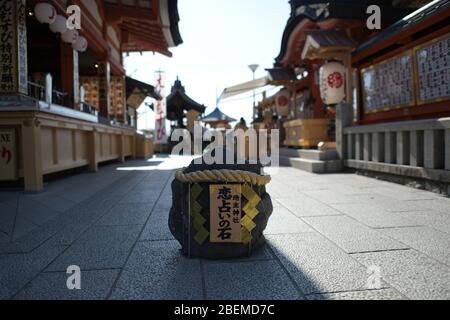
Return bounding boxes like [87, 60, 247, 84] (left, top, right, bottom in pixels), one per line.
[175, 168, 271, 186]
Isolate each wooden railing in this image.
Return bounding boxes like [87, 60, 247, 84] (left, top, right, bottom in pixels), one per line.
[28, 81, 67, 106]
[80, 102, 98, 116]
[343, 117, 450, 182]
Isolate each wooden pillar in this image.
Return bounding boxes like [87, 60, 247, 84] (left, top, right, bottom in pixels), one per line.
[355, 134, 364, 160]
[336, 103, 353, 160]
[22, 118, 43, 192]
[88, 129, 99, 172]
[60, 43, 79, 109]
[118, 133, 125, 163]
[363, 133, 372, 161]
[410, 130, 424, 167]
[385, 132, 396, 164]
[131, 134, 137, 159]
[396, 131, 410, 165]
[0, 0, 28, 96]
[372, 132, 384, 163]
[343, 53, 353, 106]
[346, 134, 355, 160]
[97, 61, 111, 119]
[424, 130, 444, 169]
[445, 129, 450, 171]
[324, 52, 353, 160]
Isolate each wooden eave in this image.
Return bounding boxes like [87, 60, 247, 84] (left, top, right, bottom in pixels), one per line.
[103, 0, 171, 56]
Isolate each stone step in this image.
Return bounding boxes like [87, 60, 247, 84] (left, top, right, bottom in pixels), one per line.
[280, 156, 343, 174]
[279, 148, 339, 161]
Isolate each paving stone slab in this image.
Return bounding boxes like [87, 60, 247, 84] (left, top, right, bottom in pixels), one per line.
[21, 193, 77, 214]
[302, 215, 409, 253]
[306, 288, 407, 300]
[301, 190, 375, 205]
[0, 232, 9, 243]
[353, 250, 450, 300]
[46, 225, 141, 272]
[202, 245, 274, 265]
[361, 195, 435, 213]
[368, 187, 439, 201]
[0, 192, 19, 204]
[0, 241, 68, 298]
[96, 203, 153, 226]
[118, 191, 162, 204]
[381, 226, 450, 266]
[404, 198, 450, 214]
[0, 282, 11, 299]
[275, 195, 343, 218]
[16, 197, 62, 228]
[265, 204, 314, 235]
[11, 217, 40, 242]
[266, 234, 374, 295]
[330, 203, 420, 229]
[204, 260, 302, 300]
[398, 210, 450, 235]
[14, 269, 119, 300]
[0, 201, 18, 237]
[110, 240, 203, 300]
[139, 201, 174, 241]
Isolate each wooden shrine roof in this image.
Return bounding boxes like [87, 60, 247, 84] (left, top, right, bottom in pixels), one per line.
[166, 79, 207, 114]
[354, 0, 450, 62]
[275, 1, 412, 66]
[103, 0, 183, 56]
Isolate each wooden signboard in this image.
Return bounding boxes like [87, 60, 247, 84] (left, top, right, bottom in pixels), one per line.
[210, 184, 242, 243]
[0, 0, 28, 95]
[110, 76, 125, 119]
[0, 129, 17, 181]
[414, 33, 450, 105]
[80, 77, 100, 109]
[362, 51, 415, 113]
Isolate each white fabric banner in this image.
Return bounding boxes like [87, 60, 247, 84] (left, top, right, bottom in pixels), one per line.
[155, 71, 168, 144]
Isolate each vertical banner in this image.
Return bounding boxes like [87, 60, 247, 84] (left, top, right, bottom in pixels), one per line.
[154, 71, 167, 144]
[0, 129, 17, 181]
[210, 184, 242, 243]
[0, 0, 28, 95]
[97, 61, 111, 118]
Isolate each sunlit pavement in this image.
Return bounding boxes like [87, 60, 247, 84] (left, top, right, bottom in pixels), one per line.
[0, 155, 449, 300]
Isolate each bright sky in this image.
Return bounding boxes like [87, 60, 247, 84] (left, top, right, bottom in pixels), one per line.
[124, 0, 290, 129]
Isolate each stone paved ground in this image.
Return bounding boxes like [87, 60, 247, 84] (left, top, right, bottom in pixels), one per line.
[1, 156, 449, 300]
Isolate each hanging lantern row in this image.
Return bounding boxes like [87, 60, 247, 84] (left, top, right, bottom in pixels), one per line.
[34, 3, 87, 53]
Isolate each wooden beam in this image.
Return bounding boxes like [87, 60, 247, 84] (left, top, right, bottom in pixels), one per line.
[104, 3, 155, 22]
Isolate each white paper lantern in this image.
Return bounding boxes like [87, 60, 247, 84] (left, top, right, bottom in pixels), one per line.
[61, 29, 79, 44]
[49, 15, 67, 33]
[275, 90, 290, 117]
[34, 3, 57, 24]
[72, 36, 88, 52]
[319, 61, 347, 105]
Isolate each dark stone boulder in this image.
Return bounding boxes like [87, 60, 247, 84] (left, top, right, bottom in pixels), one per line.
[169, 150, 273, 259]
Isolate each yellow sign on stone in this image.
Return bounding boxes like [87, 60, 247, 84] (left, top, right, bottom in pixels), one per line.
[210, 184, 242, 243]
[0, 129, 17, 181]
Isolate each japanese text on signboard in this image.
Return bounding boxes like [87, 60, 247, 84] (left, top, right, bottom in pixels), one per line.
[210, 185, 242, 243]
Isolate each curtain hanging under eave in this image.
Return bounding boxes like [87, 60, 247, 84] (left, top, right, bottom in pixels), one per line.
[219, 77, 270, 101]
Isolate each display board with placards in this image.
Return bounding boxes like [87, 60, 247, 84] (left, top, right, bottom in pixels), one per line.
[361, 51, 415, 113]
[414, 33, 450, 105]
[361, 32, 450, 114]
